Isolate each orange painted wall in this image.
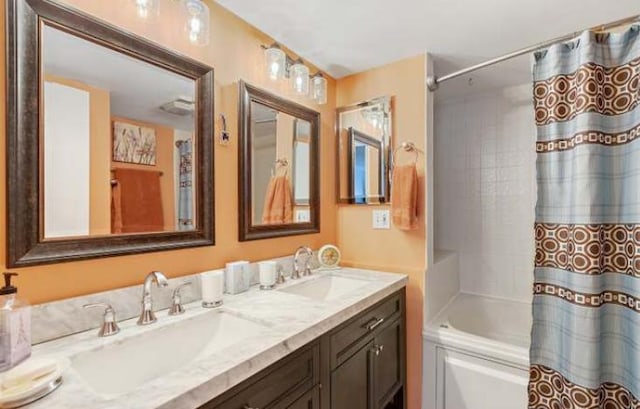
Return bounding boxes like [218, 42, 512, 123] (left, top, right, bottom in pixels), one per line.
[336, 55, 427, 409]
[111, 116, 176, 231]
[0, 0, 337, 304]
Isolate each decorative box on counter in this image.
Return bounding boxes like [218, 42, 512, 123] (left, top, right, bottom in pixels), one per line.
[224, 261, 251, 294]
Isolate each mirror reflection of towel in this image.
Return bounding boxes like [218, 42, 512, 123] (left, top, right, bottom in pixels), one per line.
[111, 168, 164, 233]
[262, 176, 293, 224]
[391, 164, 419, 230]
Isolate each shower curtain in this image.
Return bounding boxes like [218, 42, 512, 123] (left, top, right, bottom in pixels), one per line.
[529, 27, 640, 408]
[177, 139, 194, 230]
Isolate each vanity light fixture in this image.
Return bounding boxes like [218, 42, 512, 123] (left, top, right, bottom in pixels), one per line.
[311, 73, 328, 105]
[132, 0, 210, 46]
[290, 59, 310, 95]
[260, 44, 327, 104]
[182, 0, 210, 46]
[132, 0, 160, 20]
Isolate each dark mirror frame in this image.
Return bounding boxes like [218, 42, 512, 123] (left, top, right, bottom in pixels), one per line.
[6, 0, 215, 267]
[347, 127, 384, 204]
[238, 81, 320, 241]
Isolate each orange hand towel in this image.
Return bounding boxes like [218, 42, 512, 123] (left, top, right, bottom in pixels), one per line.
[262, 176, 293, 224]
[391, 164, 419, 230]
[111, 168, 164, 233]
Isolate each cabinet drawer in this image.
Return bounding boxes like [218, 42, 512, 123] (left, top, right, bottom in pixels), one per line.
[201, 342, 320, 409]
[330, 292, 402, 369]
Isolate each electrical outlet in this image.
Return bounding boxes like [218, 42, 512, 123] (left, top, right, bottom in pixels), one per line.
[372, 209, 390, 229]
[295, 209, 311, 223]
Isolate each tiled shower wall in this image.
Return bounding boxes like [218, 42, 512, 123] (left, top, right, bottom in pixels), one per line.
[434, 83, 536, 302]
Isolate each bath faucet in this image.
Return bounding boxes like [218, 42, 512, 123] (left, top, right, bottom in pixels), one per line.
[293, 246, 313, 279]
[138, 271, 169, 325]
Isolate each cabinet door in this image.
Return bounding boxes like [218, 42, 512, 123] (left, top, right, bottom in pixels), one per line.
[331, 340, 374, 409]
[287, 386, 320, 409]
[373, 319, 403, 409]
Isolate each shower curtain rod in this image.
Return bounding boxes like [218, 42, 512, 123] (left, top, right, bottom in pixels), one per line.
[426, 14, 640, 91]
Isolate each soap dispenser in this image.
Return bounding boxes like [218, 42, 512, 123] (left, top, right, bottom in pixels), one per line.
[0, 272, 31, 372]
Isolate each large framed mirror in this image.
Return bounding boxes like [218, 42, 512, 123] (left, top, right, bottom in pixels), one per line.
[238, 81, 320, 241]
[337, 96, 392, 204]
[6, 0, 214, 267]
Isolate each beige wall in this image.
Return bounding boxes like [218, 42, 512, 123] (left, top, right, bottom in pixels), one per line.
[336, 54, 427, 409]
[111, 116, 176, 231]
[44, 75, 112, 235]
[0, 0, 337, 304]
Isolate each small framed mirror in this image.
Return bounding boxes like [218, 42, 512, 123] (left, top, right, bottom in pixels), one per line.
[6, 0, 214, 266]
[337, 96, 392, 204]
[238, 81, 320, 241]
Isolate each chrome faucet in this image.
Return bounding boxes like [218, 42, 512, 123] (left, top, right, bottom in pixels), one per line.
[138, 271, 169, 325]
[293, 246, 313, 279]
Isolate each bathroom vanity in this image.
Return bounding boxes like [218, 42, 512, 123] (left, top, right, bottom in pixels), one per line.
[22, 268, 406, 409]
[201, 290, 405, 409]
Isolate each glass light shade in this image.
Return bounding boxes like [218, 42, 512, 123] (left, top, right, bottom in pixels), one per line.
[182, 0, 210, 46]
[311, 74, 328, 104]
[264, 45, 286, 81]
[132, 0, 159, 20]
[290, 61, 310, 95]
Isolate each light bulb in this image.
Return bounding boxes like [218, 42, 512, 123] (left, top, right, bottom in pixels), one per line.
[132, 0, 159, 20]
[182, 0, 210, 46]
[264, 44, 286, 81]
[290, 60, 310, 95]
[311, 73, 328, 104]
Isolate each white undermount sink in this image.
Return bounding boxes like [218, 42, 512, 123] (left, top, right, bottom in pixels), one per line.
[71, 309, 267, 396]
[278, 275, 370, 301]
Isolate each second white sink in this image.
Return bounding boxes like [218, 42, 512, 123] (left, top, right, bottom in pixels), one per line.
[71, 309, 267, 397]
[278, 275, 370, 301]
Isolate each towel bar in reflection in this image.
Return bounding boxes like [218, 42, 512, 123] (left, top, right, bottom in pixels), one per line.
[110, 169, 164, 186]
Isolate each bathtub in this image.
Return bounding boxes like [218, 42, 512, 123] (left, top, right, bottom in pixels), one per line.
[423, 293, 531, 409]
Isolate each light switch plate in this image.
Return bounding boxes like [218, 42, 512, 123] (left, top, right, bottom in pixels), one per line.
[295, 209, 311, 222]
[372, 210, 390, 229]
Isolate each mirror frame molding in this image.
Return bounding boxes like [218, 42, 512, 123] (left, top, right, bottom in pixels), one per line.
[6, 0, 215, 267]
[238, 81, 320, 241]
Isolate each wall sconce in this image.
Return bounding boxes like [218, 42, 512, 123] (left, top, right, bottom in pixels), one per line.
[290, 59, 310, 95]
[182, 0, 210, 46]
[311, 73, 327, 105]
[132, 0, 160, 20]
[133, 0, 210, 47]
[260, 43, 328, 105]
[263, 43, 286, 80]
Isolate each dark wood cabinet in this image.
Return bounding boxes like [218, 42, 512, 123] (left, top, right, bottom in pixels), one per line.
[198, 290, 405, 409]
[287, 386, 321, 409]
[330, 293, 406, 409]
[331, 340, 374, 409]
[373, 319, 404, 408]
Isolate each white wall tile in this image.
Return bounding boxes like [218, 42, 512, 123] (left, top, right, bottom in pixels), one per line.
[434, 84, 536, 303]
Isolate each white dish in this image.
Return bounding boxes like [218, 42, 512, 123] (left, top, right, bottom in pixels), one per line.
[0, 358, 69, 408]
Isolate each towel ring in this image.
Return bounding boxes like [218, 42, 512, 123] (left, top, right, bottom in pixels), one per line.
[271, 158, 289, 176]
[392, 141, 419, 165]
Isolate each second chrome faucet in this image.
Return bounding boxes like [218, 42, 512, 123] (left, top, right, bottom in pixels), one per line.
[138, 271, 169, 325]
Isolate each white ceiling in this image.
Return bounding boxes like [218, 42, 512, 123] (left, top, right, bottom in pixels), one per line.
[217, 0, 639, 97]
[42, 25, 196, 131]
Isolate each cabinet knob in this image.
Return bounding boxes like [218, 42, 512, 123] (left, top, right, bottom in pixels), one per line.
[371, 344, 385, 356]
[243, 405, 259, 409]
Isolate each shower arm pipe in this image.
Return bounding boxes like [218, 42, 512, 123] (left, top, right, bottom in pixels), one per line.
[426, 14, 640, 91]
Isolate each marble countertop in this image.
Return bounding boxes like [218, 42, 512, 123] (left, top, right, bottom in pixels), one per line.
[22, 268, 407, 409]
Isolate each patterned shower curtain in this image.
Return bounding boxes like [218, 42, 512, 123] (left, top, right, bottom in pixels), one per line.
[177, 139, 194, 230]
[529, 27, 640, 408]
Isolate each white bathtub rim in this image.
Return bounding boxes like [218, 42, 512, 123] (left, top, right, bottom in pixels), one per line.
[423, 325, 530, 370]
